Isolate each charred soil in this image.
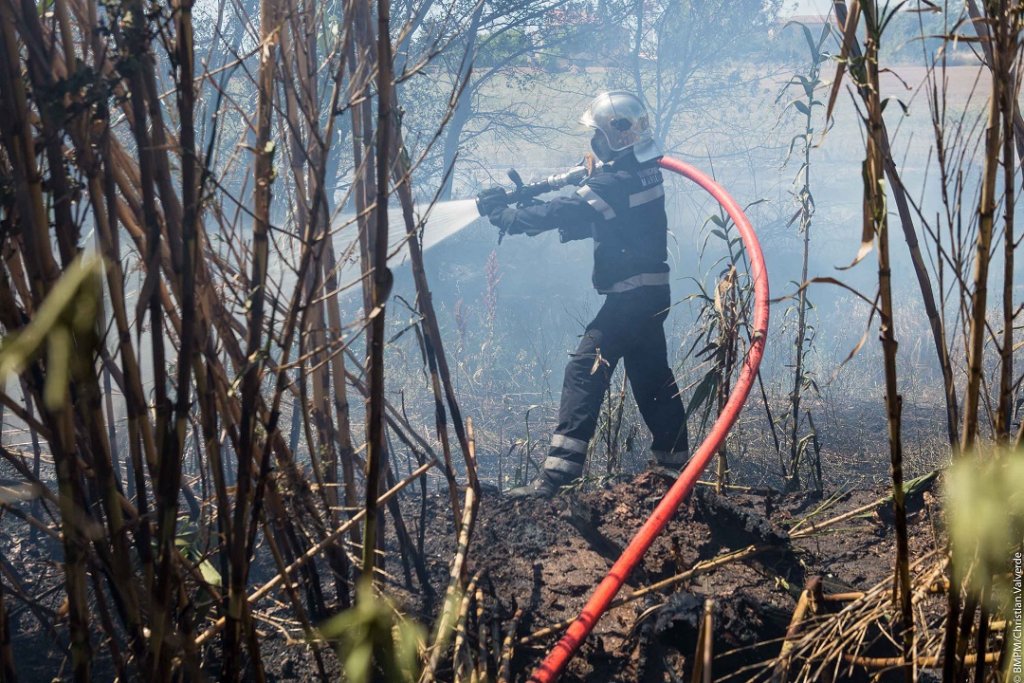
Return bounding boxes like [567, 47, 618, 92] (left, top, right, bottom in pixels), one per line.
[2, 470, 940, 682]
[409, 470, 940, 682]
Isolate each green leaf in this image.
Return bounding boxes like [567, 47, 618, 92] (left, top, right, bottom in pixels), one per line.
[199, 559, 222, 588]
[945, 455, 1024, 606]
[0, 255, 103, 385]
[880, 96, 909, 115]
[788, 133, 807, 159]
[346, 643, 372, 683]
[686, 372, 719, 416]
[800, 23, 818, 62]
[796, 74, 817, 98]
[44, 327, 71, 410]
[320, 579, 423, 683]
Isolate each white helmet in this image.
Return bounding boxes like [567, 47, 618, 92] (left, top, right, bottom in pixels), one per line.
[578, 91, 660, 162]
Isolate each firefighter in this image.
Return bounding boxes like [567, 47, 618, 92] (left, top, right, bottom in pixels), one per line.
[477, 91, 689, 499]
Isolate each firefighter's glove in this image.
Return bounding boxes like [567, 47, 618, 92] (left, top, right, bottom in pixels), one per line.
[487, 207, 518, 234]
[559, 222, 592, 243]
[476, 187, 509, 216]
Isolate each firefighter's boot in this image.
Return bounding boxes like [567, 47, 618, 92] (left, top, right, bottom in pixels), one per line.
[648, 449, 689, 480]
[506, 469, 572, 500]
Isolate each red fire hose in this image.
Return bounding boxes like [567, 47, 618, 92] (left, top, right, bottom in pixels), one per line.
[529, 156, 770, 682]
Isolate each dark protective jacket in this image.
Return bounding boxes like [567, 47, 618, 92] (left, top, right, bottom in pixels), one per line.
[488, 154, 669, 294]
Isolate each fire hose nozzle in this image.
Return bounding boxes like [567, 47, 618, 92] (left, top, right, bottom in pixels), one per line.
[544, 164, 596, 190]
[475, 186, 510, 217]
[475, 163, 603, 237]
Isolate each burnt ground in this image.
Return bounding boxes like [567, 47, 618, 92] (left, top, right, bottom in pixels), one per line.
[1, 469, 941, 682]
[405, 470, 942, 682]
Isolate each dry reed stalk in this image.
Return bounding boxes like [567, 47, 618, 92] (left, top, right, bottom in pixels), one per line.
[691, 599, 714, 683]
[116, 5, 174, 555]
[772, 578, 820, 682]
[384, 25, 483, 517]
[833, 1, 960, 448]
[841, 650, 1001, 669]
[828, 3, 914, 675]
[695, 480, 776, 494]
[324, 239, 361, 550]
[498, 609, 523, 683]
[224, 0, 282, 674]
[382, 457, 434, 593]
[475, 585, 487, 682]
[992, 3, 1021, 442]
[777, 551, 946, 683]
[277, 0, 356, 609]
[0, 5, 93, 676]
[715, 268, 739, 492]
[342, 353, 444, 586]
[230, 0, 358, 548]
[788, 473, 937, 540]
[356, 0, 397, 581]
[46, 40, 158, 655]
[259, 514, 330, 679]
[452, 572, 483, 683]
[961, 7, 1003, 451]
[421, 467, 480, 682]
[346, 0, 377, 319]
[234, 2, 368, 637]
[195, 458, 436, 646]
[149, 0, 202, 673]
[943, 3, 1023, 677]
[0, 577, 14, 683]
[974, 596, 991, 681]
[822, 577, 948, 603]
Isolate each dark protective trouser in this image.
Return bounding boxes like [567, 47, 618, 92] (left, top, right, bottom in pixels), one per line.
[543, 285, 689, 481]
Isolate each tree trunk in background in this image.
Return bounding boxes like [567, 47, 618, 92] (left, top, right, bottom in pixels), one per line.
[440, 91, 473, 201]
[439, 20, 479, 202]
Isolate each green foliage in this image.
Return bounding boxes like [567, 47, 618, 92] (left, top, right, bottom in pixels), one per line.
[319, 579, 424, 683]
[174, 531, 222, 588]
[682, 204, 759, 438]
[945, 452, 1024, 605]
[614, 0, 783, 141]
[0, 255, 104, 409]
[475, 28, 534, 68]
[174, 531, 220, 624]
[772, 19, 830, 489]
